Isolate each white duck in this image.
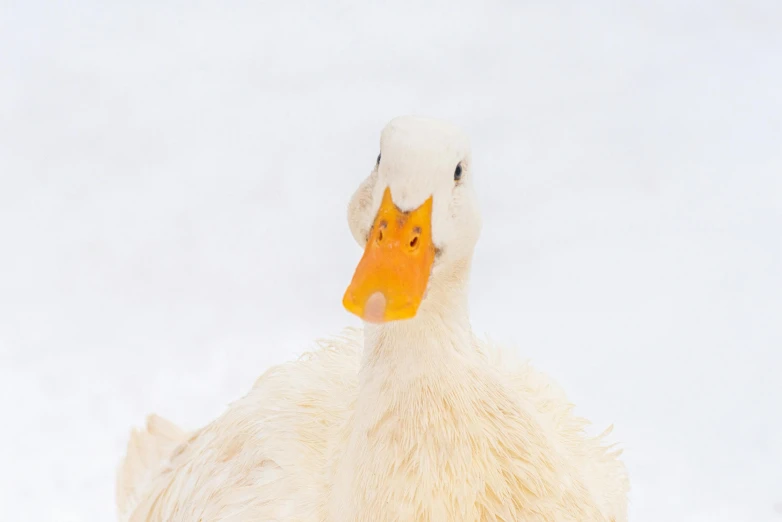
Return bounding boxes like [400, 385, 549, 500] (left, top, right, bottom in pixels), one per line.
[117, 116, 629, 522]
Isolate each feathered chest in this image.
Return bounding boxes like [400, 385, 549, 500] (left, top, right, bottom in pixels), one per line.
[326, 368, 600, 522]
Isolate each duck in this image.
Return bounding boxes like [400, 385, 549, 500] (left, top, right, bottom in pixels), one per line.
[116, 116, 629, 522]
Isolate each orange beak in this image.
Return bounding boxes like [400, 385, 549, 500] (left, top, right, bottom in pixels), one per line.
[343, 187, 435, 323]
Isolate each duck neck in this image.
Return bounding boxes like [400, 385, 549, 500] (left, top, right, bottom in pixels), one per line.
[359, 257, 479, 379]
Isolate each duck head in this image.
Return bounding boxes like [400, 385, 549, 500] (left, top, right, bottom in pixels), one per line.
[343, 116, 482, 323]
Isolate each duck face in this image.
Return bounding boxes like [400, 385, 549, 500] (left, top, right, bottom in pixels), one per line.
[344, 116, 482, 323]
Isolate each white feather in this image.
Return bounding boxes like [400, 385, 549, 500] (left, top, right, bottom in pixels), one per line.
[117, 116, 629, 522]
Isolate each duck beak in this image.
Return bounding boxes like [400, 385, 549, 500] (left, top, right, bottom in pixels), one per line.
[343, 187, 435, 323]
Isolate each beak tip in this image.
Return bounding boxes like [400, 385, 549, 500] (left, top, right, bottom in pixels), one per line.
[363, 292, 387, 323]
[342, 289, 390, 324]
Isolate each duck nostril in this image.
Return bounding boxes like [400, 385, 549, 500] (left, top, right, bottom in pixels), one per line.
[409, 226, 422, 249]
[376, 221, 387, 243]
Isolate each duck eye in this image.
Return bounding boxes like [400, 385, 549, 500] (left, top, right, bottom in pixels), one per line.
[454, 163, 463, 182]
[376, 153, 381, 166]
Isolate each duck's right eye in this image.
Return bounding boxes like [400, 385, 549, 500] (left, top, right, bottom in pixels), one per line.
[376, 153, 381, 166]
[454, 162, 463, 182]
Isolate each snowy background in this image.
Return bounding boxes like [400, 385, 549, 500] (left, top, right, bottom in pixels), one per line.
[1, 1, 780, 521]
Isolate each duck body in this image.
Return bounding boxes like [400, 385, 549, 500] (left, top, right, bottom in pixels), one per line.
[117, 116, 629, 522]
[120, 329, 627, 522]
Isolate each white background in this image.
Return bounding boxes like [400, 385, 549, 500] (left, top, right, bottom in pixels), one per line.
[1, 1, 780, 521]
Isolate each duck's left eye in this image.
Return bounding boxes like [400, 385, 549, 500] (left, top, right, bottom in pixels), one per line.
[454, 163, 463, 182]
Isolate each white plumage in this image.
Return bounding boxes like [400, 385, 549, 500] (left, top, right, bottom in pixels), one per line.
[117, 116, 629, 522]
